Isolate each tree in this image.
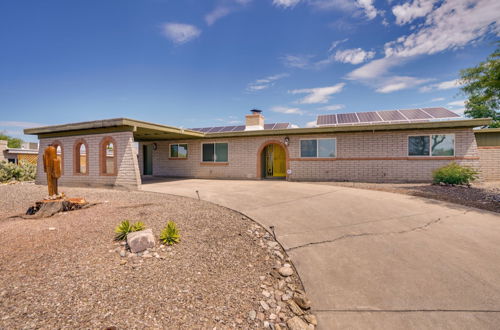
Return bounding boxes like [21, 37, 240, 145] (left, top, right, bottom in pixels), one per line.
[0, 132, 23, 148]
[459, 43, 500, 128]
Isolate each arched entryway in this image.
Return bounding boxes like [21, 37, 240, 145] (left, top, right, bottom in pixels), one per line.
[257, 141, 288, 179]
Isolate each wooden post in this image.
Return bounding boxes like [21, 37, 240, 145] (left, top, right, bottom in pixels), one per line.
[43, 146, 61, 196]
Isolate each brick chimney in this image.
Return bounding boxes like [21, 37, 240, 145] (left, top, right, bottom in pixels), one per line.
[245, 109, 264, 131]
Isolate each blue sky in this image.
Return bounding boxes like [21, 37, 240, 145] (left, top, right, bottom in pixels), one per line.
[1, 0, 498, 142]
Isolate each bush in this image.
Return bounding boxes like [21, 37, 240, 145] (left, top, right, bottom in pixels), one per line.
[0, 161, 36, 182]
[432, 162, 478, 185]
[114, 220, 147, 241]
[160, 221, 180, 245]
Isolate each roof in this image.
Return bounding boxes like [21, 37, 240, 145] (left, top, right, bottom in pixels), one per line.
[24, 116, 492, 141]
[317, 107, 460, 126]
[190, 122, 291, 133]
[474, 128, 500, 134]
[6, 148, 39, 155]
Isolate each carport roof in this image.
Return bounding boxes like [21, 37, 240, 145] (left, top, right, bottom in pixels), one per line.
[24, 117, 492, 140]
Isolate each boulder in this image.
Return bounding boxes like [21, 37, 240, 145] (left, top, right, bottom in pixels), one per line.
[127, 229, 155, 253]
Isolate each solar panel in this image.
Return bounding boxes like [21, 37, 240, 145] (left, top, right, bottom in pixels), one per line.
[190, 128, 202, 132]
[264, 123, 276, 130]
[357, 112, 382, 123]
[231, 125, 245, 132]
[377, 110, 406, 121]
[198, 127, 213, 132]
[399, 108, 432, 120]
[206, 126, 226, 133]
[219, 126, 237, 132]
[317, 114, 337, 125]
[422, 107, 460, 118]
[273, 123, 290, 130]
[337, 113, 359, 124]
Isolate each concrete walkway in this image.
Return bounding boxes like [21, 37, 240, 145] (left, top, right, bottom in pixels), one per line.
[142, 178, 500, 329]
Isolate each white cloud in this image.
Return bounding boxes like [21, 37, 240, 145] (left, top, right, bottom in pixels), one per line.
[392, 0, 437, 25]
[161, 23, 201, 44]
[328, 38, 348, 52]
[247, 73, 289, 91]
[273, 0, 301, 8]
[447, 100, 466, 107]
[355, 0, 379, 20]
[271, 106, 305, 115]
[375, 76, 430, 93]
[205, 0, 252, 25]
[334, 48, 375, 64]
[430, 97, 445, 102]
[318, 104, 345, 111]
[309, 0, 378, 19]
[305, 120, 317, 128]
[290, 83, 345, 104]
[347, 57, 400, 80]
[281, 54, 314, 68]
[420, 79, 461, 92]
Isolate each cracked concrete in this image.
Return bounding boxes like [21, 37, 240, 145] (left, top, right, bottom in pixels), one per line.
[142, 178, 500, 329]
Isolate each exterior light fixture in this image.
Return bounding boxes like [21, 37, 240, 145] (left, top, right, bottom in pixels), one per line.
[284, 137, 290, 146]
[152, 143, 158, 150]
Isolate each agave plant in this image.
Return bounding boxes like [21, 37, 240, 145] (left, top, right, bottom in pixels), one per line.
[114, 220, 133, 241]
[131, 221, 146, 232]
[160, 221, 180, 245]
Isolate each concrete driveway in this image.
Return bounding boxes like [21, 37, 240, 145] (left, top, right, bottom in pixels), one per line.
[142, 178, 500, 329]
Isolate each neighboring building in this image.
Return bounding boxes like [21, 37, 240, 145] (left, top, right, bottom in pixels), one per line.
[0, 140, 39, 164]
[24, 108, 495, 190]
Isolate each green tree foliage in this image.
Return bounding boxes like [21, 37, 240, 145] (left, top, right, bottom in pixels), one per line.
[0, 132, 23, 148]
[460, 44, 500, 128]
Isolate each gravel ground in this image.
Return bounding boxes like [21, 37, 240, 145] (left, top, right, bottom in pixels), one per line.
[0, 183, 312, 329]
[316, 181, 500, 213]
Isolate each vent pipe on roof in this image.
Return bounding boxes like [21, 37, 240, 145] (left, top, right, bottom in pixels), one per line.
[245, 109, 265, 131]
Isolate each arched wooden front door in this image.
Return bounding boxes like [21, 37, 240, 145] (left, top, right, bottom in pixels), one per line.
[263, 144, 286, 178]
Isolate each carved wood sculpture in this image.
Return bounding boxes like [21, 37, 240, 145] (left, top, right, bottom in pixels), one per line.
[43, 145, 61, 196]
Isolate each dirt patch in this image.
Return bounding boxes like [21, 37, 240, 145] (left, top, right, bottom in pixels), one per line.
[316, 181, 500, 213]
[0, 184, 313, 329]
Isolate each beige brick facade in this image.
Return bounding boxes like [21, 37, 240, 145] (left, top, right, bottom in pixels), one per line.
[138, 128, 481, 183]
[36, 131, 140, 189]
[477, 147, 500, 181]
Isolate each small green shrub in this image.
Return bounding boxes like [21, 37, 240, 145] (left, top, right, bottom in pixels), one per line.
[432, 162, 478, 185]
[160, 221, 180, 245]
[0, 161, 36, 182]
[114, 220, 147, 241]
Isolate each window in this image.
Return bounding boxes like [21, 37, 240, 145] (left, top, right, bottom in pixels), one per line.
[100, 137, 116, 175]
[74, 140, 88, 174]
[408, 134, 455, 156]
[300, 139, 336, 158]
[202, 143, 228, 162]
[51, 141, 63, 174]
[170, 144, 188, 158]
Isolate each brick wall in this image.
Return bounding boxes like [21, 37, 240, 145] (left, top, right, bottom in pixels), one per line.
[139, 128, 481, 183]
[478, 147, 500, 181]
[37, 131, 141, 189]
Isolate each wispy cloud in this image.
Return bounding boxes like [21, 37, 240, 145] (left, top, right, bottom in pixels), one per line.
[328, 38, 348, 52]
[420, 79, 462, 92]
[247, 73, 289, 92]
[305, 120, 317, 128]
[273, 0, 301, 8]
[205, 0, 252, 26]
[334, 48, 375, 64]
[392, 0, 437, 25]
[318, 104, 345, 111]
[281, 54, 314, 69]
[0, 121, 45, 128]
[271, 106, 306, 115]
[447, 100, 466, 107]
[430, 97, 445, 102]
[290, 83, 345, 104]
[161, 23, 201, 44]
[375, 76, 430, 93]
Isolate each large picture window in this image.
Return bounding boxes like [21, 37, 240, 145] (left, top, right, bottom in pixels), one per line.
[300, 139, 336, 158]
[202, 143, 228, 162]
[408, 134, 455, 156]
[170, 144, 188, 158]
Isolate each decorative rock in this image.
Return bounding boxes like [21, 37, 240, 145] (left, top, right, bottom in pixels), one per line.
[267, 241, 278, 249]
[274, 250, 284, 259]
[287, 300, 304, 316]
[304, 314, 317, 326]
[287, 316, 309, 330]
[142, 254, 153, 258]
[259, 276, 266, 281]
[127, 229, 155, 253]
[249, 310, 256, 321]
[281, 294, 291, 301]
[260, 300, 270, 311]
[119, 250, 126, 257]
[264, 321, 270, 328]
[48, 227, 56, 231]
[275, 324, 283, 330]
[293, 294, 312, 310]
[127, 253, 137, 258]
[269, 313, 277, 320]
[262, 290, 271, 298]
[278, 266, 293, 277]
[257, 312, 266, 321]
[119, 260, 127, 265]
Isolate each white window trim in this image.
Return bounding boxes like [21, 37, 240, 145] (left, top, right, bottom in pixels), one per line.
[201, 142, 229, 163]
[169, 143, 188, 158]
[299, 138, 337, 158]
[407, 134, 455, 157]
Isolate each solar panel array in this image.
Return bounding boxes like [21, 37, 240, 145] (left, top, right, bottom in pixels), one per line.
[190, 122, 290, 133]
[316, 107, 460, 126]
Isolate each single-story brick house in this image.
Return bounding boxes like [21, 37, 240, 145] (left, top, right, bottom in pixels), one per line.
[24, 108, 498, 190]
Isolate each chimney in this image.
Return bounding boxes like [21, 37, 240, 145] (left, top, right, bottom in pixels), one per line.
[245, 109, 265, 131]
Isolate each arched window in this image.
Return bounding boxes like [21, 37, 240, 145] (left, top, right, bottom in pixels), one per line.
[100, 137, 117, 175]
[74, 139, 88, 175]
[52, 141, 64, 175]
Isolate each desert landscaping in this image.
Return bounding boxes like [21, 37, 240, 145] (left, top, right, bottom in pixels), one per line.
[0, 183, 316, 329]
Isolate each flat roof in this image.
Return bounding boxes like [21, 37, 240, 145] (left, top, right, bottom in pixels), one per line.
[24, 117, 492, 141]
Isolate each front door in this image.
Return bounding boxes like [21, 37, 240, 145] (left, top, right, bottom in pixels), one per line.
[143, 144, 153, 175]
[264, 144, 286, 178]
